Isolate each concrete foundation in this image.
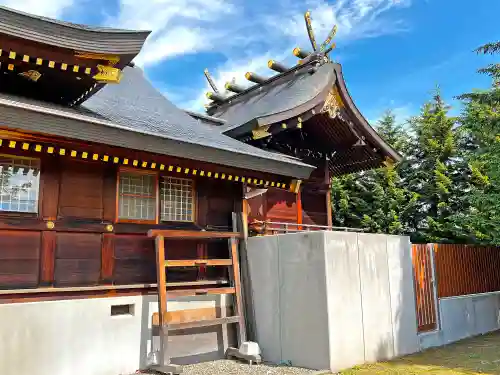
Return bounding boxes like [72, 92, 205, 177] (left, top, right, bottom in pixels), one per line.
[246, 231, 419, 373]
[0, 294, 234, 375]
[419, 292, 500, 350]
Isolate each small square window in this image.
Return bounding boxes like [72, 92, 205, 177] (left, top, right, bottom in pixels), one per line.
[0, 155, 40, 213]
[118, 171, 156, 221]
[160, 177, 194, 222]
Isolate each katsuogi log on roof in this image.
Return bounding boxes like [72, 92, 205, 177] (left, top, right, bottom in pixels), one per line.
[203, 11, 401, 176]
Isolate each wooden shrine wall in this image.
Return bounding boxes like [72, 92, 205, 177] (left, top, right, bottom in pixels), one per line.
[247, 163, 331, 229]
[0, 151, 242, 295]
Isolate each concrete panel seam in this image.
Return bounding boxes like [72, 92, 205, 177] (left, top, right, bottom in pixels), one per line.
[385, 236, 396, 356]
[356, 233, 367, 362]
[277, 235, 283, 362]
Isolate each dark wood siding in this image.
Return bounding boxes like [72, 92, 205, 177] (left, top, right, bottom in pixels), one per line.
[54, 233, 101, 286]
[0, 231, 40, 288]
[113, 235, 156, 284]
[302, 192, 328, 226]
[58, 160, 104, 219]
[0, 144, 250, 296]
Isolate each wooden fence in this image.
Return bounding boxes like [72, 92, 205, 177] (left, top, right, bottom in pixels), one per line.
[433, 244, 500, 298]
[412, 243, 500, 333]
[412, 244, 438, 333]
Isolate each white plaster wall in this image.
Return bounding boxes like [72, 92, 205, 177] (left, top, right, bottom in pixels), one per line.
[357, 233, 395, 362]
[246, 231, 419, 373]
[323, 231, 365, 371]
[245, 235, 282, 364]
[420, 292, 500, 350]
[278, 232, 330, 370]
[0, 294, 232, 375]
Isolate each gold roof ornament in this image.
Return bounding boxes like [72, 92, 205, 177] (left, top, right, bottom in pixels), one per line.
[252, 125, 272, 140]
[93, 64, 122, 83]
[19, 70, 41, 82]
[322, 86, 344, 119]
[74, 52, 120, 66]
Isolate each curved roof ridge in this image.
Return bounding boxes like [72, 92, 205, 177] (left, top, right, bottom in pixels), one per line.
[0, 6, 149, 33]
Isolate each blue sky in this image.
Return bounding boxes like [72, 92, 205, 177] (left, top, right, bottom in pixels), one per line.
[5, 0, 499, 123]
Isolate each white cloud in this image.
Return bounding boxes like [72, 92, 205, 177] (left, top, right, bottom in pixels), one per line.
[180, 0, 411, 111]
[0, 0, 73, 18]
[109, 0, 237, 67]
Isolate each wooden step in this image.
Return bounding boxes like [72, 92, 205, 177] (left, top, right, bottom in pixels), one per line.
[167, 316, 241, 331]
[167, 287, 235, 297]
[165, 259, 232, 267]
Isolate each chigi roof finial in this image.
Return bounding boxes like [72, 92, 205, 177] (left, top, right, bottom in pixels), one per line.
[295, 10, 338, 61]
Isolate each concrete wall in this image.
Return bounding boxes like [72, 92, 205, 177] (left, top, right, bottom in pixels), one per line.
[420, 292, 500, 350]
[246, 231, 419, 373]
[0, 294, 233, 375]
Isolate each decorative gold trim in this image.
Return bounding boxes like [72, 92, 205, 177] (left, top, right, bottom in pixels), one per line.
[19, 70, 41, 82]
[74, 52, 120, 66]
[289, 179, 302, 193]
[0, 136, 289, 189]
[252, 125, 271, 140]
[93, 64, 122, 83]
[46, 221, 55, 230]
[106, 224, 114, 232]
[321, 86, 344, 118]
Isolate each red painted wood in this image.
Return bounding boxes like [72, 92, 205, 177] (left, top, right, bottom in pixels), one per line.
[101, 234, 115, 284]
[40, 231, 56, 286]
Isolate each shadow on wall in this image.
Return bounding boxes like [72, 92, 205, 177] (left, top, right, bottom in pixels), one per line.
[138, 294, 235, 369]
[347, 235, 500, 374]
[244, 231, 421, 372]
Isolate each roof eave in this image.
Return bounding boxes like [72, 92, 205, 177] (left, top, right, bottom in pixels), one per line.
[0, 100, 314, 179]
[0, 6, 151, 55]
[333, 63, 402, 163]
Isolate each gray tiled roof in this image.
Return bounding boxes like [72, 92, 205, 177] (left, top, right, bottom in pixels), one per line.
[83, 67, 313, 172]
[0, 6, 143, 33]
[0, 6, 150, 55]
[210, 62, 335, 132]
[0, 67, 314, 179]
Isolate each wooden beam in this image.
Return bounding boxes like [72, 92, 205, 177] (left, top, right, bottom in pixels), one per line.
[40, 157, 60, 220]
[102, 165, 117, 222]
[230, 213, 247, 344]
[40, 231, 56, 286]
[151, 306, 232, 327]
[165, 259, 232, 267]
[297, 189, 303, 230]
[148, 229, 242, 239]
[166, 287, 235, 297]
[325, 158, 333, 227]
[101, 233, 115, 284]
[155, 235, 169, 367]
[167, 316, 240, 331]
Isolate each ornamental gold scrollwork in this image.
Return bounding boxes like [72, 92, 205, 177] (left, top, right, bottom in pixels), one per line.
[321, 86, 344, 119]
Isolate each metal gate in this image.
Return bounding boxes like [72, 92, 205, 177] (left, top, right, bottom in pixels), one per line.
[412, 244, 439, 333]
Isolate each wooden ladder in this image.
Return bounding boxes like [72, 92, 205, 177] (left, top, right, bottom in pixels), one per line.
[147, 225, 247, 374]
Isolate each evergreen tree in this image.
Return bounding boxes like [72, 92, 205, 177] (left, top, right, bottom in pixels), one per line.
[331, 111, 417, 234]
[456, 42, 500, 244]
[403, 91, 463, 243]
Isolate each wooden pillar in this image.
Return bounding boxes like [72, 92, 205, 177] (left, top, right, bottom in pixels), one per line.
[101, 234, 115, 284]
[102, 165, 117, 284]
[325, 159, 333, 228]
[296, 189, 303, 230]
[39, 157, 60, 286]
[40, 231, 56, 286]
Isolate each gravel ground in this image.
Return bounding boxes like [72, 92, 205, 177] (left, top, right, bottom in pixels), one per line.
[181, 359, 322, 375]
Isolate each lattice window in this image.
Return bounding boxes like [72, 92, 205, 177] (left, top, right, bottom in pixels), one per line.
[118, 172, 156, 221]
[160, 177, 194, 222]
[0, 154, 40, 213]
